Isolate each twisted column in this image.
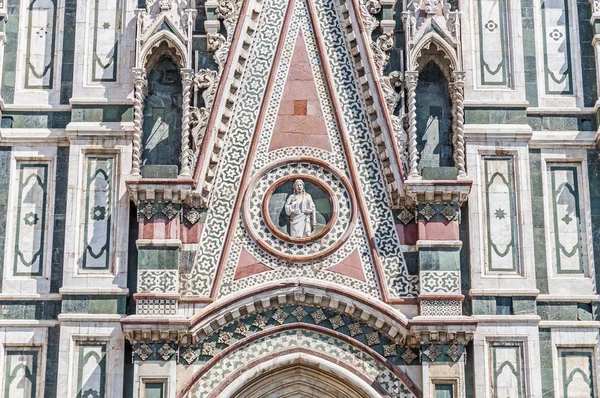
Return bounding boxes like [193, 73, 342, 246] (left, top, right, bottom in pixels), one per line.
[179, 68, 194, 178]
[405, 71, 420, 179]
[452, 71, 466, 178]
[132, 68, 147, 177]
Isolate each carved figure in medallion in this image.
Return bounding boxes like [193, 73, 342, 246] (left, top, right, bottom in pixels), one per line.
[284, 179, 316, 238]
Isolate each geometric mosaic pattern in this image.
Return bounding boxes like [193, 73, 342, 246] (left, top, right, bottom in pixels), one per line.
[420, 270, 460, 294]
[182, 329, 416, 398]
[138, 270, 178, 293]
[181, 0, 417, 298]
[540, 0, 573, 94]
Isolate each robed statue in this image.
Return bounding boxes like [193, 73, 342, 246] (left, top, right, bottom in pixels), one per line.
[284, 179, 316, 238]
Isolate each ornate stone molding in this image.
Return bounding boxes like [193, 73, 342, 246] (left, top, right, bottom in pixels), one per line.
[180, 68, 195, 177]
[131, 68, 148, 177]
[405, 72, 419, 179]
[451, 71, 466, 178]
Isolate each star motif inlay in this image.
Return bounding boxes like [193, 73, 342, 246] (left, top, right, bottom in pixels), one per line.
[494, 208, 506, 220]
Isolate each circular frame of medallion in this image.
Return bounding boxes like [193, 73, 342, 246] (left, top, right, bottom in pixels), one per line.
[262, 174, 338, 244]
[242, 157, 358, 262]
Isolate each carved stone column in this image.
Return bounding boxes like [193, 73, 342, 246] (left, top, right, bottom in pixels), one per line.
[452, 71, 466, 178]
[405, 71, 420, 179]
[132, 68, 148, 177]
[179, 68, 194, 178]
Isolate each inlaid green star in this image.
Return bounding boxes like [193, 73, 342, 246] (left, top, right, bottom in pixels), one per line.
[102, 22, 111, 29]
[494, 208, 506, 220]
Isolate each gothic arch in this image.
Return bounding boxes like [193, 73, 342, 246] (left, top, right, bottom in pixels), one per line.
[216, 352, 386, 398]
[140, 31, 187, 70]
[179, 325, 421, 398]
[410, 33, 458, 76]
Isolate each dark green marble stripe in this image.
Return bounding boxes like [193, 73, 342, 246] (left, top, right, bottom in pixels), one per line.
[2, 0, 20, 104]
[0, 147, 11, 292]
[577, 0, 597, 107]
[522, 0, 538, 106]
[71, 105, 133, 123]
[539, 328, 554, 397]
[0, 111, 71, 129]
[50, 147, 69, 293]
[44, 326, 60, 398]
[60, 0, 77, 104]
[530, 149, 548, 293]
[460, 204, 471, 315]
[62, 295, 126, 314]
[127, 202, 139, 316]
[464, 107, 527, 124]
[587, 150, 600, 291]
[0, 301, 60, 319]
[527, 114, 596, 131]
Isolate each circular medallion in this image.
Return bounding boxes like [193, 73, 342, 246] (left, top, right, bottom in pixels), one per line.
[262, 174, 337, 244]
[243, 158, 357, 262]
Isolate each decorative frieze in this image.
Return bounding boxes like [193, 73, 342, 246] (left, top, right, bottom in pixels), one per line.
[136, 299, 178, 315]
[82, 157, 114, 270]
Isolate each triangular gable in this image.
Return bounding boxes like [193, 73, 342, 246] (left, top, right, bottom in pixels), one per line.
[181, 0, 418, 302]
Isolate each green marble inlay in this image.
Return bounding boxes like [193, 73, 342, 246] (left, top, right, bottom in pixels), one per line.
[138, 247, 179, 270]
[419, 247, 460, 271]
[539, 329, 554, 397]
[77, 343, 106, 398]
[560, 350, 595, 397]
[92, 0, 119, 82]
[0, 147, 11, 292]
[530, 150, 549, 293]
[60, 0, 77, 103]
[577, 0, 597, 107]
[25, 0, 57, 89]
[82, 157, 113, 270]
[477, 0, 509, 85]
[537, 301, 578, 320]
[512, 296, 537, 315]
[44, 326, 59, 398]
[587, 150, 600, 290]
[0, 111, 71, 129]
[484, 157, 518, 272]
[4, 349, 38, 398]
[2, 0, 20, 103]
[464, 107, 527, 125]
[541, 0, 573, 94]
[491, 343, 524, 397]
[71, 105, 133, 123]
[550, 165, 583, 274]
[62, 295, 126, 314]
[14, 163, 48, 277]
[522, 0, 539, 106]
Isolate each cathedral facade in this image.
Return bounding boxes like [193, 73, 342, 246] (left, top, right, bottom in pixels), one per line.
[0, 0, 598, 396]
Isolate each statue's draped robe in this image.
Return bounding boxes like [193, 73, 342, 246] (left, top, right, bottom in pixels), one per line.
[284, 192, 316, 238]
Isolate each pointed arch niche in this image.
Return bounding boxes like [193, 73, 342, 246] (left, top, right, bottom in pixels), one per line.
[404, 3, 467, 180]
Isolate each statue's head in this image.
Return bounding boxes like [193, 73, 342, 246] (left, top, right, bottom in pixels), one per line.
[293, 179, 305, 194]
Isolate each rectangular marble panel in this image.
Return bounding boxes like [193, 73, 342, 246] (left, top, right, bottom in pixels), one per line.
[90, 0, 119, 82]
[478, 0, 509, 85]
[4, 348, 39, 398]
[14, 163, 49, 276]
[491, 343, 525, 397]
[541, 0, 573, 94]
[559, 349, 595, 397]
[547, 164, 584, 273]
[76, 343, 106, 398]
[483, 157, 519, 272]
[82, 157, 114, 270]
[24, 0, 57, 89]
